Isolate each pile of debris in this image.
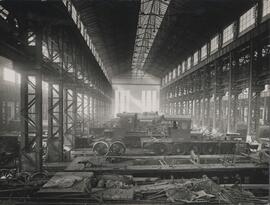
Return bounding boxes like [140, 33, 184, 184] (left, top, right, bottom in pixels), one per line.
[89, 175, 266, 204]
[0, 170, 48, 197]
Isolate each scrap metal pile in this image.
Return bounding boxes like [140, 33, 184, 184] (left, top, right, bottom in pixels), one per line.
[0, 170, 49, 197]
[39, 174, 267, 204]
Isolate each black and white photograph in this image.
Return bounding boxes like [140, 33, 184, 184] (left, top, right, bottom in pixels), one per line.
[0, 0, 269, 204]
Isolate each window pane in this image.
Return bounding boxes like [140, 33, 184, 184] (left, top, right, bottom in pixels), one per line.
[173, 68, 176, 79]
[263, 0, 270, 16]
[239, 6, 255, 33]
[223, 23, 234, 45]
[182, 61, 185, 73]
[187, 57, 191, 69]
[201, 44, 207, 60]
[193, 51, 198, 65]
[177, 64, 181, 76]
[210, 35, 218, 52]
[3, 68, 16, 83]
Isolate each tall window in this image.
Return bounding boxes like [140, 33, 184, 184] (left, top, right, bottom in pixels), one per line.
[142, 90, 157, 112]
[4, 68, 16, 83]
[193, 51, 198, 65]
[223, 23, 234, 45]
[201, 44, 207, 60]
[210, 35, 219, 53]
[239, 6, 255, 33]
[177, 64, 181, 76]
[182, 61, 186, 73]
[172, 68, 176, 79]
[187, 57, 191, 69]
[114, 90, 130, 115]
[152, 90, 157, 111]
[162, 77, 165, 86]
[263, 0, 270, 17]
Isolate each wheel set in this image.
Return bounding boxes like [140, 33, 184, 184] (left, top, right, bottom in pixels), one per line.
[93, 140, 126, 156]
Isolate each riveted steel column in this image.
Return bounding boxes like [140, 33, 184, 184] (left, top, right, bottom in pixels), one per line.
[47, 83, 63, 162]
[20, 27, 43, 171]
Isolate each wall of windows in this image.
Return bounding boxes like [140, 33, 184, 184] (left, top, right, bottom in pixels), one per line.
[162, 2, 269, 87]
[113, 86, 159, 115]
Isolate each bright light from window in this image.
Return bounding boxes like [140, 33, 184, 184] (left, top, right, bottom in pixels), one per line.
[17, 73, 21, 84]
[239, 6, 255, 33]
[3, 68, 16, 83]
[187, 57, 191, 69]
[263, 0, 270, 17]
[193, 51, 198, 65]
[168, 71, 172, 81]
[177, 64, 181, 76]
[201, 44, 207, 60]
[210, 35, 219, 53]
[42, 81, 48, 90]
[223, 23, 234, 45]
[173, 68, 176, 79]
[182, 61, 185, 73]
[165, 74, 168, 84]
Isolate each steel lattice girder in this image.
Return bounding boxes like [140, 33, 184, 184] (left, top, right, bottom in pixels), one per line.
[63, 88, 75, 146]
[132, 0, 170, 70]
[47, 83, 64, 162]
[20, 73, 43, 171]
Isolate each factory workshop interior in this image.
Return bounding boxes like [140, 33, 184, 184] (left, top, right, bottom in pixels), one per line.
[0, 0, 269, 204]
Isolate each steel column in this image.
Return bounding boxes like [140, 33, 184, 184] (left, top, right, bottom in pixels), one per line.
[63, 88, 75, 147]
[47, 83, 63, 162]
[227, 53, 233, 133]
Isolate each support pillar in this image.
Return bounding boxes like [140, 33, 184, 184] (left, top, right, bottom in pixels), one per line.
[227, 53, 233, 133]
[205, 97, 210, 128]
[232, 93, 239, 132]
[47, 83, 63, 162]
[218, 95, 223, 132]
[247, 41, 263, 140]
[19, 24, 43, 171]
[20, 71, 43, 171]
[201, 97, 205, 128]
[212, 94, 217, 131]
[63, 88, 75, 147]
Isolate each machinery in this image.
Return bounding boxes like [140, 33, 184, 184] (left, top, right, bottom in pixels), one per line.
[92, 113, 249, 156]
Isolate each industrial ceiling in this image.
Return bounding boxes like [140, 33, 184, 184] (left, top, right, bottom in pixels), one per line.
[72, 0, 256, 78]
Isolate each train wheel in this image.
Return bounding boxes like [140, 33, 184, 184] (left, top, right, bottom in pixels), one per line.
[173, 144, 186, 155]
[109, 141, 126, 156]
[93, 141, 109, 156]
[152, 143, 168, 155]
